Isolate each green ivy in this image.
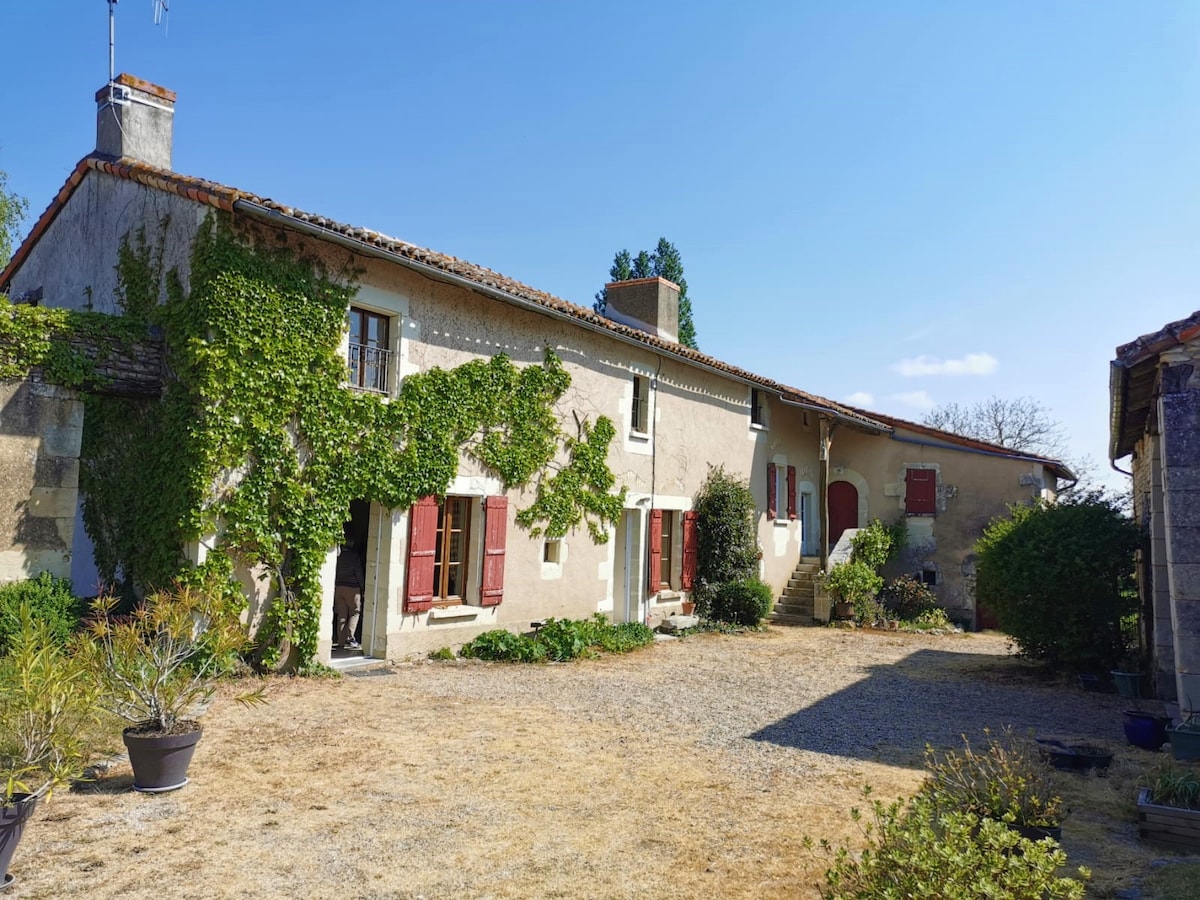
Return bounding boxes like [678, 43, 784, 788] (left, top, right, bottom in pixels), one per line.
[79, 213, 625, 668]
[0, 295, 144, 387]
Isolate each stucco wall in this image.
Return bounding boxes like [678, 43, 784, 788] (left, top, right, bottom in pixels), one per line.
[0, 381, 83, 583]
[6, 171, 203, 312]
[833, 425, 1052, 625]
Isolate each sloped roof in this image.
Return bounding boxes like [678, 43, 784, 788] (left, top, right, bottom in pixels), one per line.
[1110, 310, 1200, 460]
[1, 153, 888, 431]
[845, 406, 1074, 480]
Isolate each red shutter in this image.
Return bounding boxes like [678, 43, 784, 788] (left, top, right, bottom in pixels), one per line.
[767, 462, 777, 519]
[787, 466, 797, 520]
[480, 495, 508, 606]
[647, 509, 663, 594]
[405, 496, 439, 613]
[906, 468, 937, 515]
[681, 511, 698, 590]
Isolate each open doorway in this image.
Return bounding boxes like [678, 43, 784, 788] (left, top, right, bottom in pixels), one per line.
[332, 500, 372, 659]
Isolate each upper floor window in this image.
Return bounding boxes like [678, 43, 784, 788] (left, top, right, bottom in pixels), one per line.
[631, 374, 650, 433]
[348, 307, 391, 394]
[905, 468, 937, 515]
[751, 389, 768, 428]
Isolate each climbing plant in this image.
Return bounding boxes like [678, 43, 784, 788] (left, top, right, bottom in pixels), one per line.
[78, 213, 624, 669]
[0, 295, 144, 386]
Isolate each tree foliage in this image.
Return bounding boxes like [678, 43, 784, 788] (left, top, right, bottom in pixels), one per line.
[974, 492, 1140, 672]
[0, 164, 28, 269]
[593, 237, 698, 349]
[692, 466, 771, 625]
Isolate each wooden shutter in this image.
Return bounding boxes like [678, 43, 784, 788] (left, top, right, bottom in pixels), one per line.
[906, 468, 937, 515]
[767, 462, 777, 519]
[647, 509, 663, 593]
[681, 511, 698, 590]
[404, 496, 439, 613]
[480, 495, 508, 606]
[787, 466, 797, 520]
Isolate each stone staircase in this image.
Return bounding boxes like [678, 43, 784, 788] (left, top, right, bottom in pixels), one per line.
[770, 557, 822, 626]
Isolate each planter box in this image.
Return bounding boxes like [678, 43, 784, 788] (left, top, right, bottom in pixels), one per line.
[1137, 787, 1200, 850]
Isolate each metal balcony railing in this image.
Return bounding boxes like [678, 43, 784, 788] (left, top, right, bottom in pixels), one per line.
[347, 342, 391, 395]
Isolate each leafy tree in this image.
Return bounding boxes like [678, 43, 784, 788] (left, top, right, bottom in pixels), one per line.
[0, 164, 29, 269]
[593, 237, 698, 349]
[974, 491, 1140, 672]
[692, 466, 771, 625]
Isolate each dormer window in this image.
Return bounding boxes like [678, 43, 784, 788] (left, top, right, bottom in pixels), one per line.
[348, 307, 391, 394]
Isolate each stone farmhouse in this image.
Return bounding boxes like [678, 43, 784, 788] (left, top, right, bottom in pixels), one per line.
[0, 75, 1071, 664]
[1110, 311, 1200, 715]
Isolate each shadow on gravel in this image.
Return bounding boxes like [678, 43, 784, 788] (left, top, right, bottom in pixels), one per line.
[748, 647, 1129, 769]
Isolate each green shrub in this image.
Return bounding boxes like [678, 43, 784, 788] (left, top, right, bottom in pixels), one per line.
[706, 577, 773, 627]
[459, 615, 653, 662]
[460, 629, 545, 662]
[850, 519, 905, 570]
[825, 561, 883, 628]
[811, 788, 1088, 899]
[1143, 763, 1200, 810]
[882, 575, 937, 619]
[0, 573, 85, 655]
[427, 647, 455, 661]
[902, 607, 952, 631]
[693, 466, 760, 623]
[975, 492, 1140, 672]
[922, 727, 1063, 829]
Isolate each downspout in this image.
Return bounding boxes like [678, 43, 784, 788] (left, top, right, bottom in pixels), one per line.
[646, 354, 664, 626]
[818, 418, 835, 569]
[1112, 459, 1133, 477]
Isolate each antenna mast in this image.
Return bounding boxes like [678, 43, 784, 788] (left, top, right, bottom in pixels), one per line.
[107, 0, 118, 87]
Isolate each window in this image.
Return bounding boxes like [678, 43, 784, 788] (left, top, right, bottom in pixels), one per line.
[751, 389, 767, 427]
[905, 468, 937, 515]
[348, 307, 392, 394]
[767, 463, 798, 521]
[404, 495, 508, 612]
[433, 496, 471, 603]
[631, 374, 649, 433]
[648, 510, 698, 593]
[543, 539, 561, 564]
[920, 566, 938, 586]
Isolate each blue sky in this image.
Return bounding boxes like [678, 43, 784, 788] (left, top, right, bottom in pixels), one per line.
[5, 2, 1199, 490]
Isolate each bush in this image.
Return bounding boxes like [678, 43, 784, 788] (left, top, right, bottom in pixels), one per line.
[459, 615, 654, 663]
[901, 607, 952, 631]
[693, 466, 759, 624]
[0, 573, 85, 655]
[922, 727, 1062, 829]
[850, 519, 905, 570]
[883, 575, 938, 621]
[825, 562, 883, 627]
[975, 493, 1140, 672]
[811, 788, 1088, 899]
[707, 578, 773, 627]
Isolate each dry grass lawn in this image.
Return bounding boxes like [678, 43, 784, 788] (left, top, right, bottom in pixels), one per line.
[5, 627, 1189, 899]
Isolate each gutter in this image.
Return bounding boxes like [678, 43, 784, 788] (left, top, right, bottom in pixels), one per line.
[234, 199, 880, 432]
[778, 395, 888, 433]
[888, 432, 1075, 482]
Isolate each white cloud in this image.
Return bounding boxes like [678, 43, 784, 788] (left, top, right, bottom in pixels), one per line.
[844, 391, 874, 407]
[892, 352, 998, 377]
[890, 390, 936, 410]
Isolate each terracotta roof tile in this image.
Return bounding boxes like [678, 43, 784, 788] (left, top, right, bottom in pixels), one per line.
[3, 152, 1066, 469]
[1114, 310, 1200, 368]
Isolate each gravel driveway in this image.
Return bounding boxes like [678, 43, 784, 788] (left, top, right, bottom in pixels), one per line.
[13, 627, 1134, 900]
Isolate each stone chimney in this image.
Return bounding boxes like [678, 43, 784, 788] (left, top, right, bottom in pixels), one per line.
[95, 74, 176, 169]
[604, 277, 680, 343]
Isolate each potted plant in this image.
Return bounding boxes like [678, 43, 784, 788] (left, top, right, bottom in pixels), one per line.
[1137, 763, 1200, 850]
[824, 561, 883, 624]
[922, 727, 1065, 842]
[82, 582, 262, 793]
[1124, 709, 1171, 751]
[0, 604, 99, 887]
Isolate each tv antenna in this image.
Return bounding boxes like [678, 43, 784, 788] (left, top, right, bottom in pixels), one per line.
[106, 0, 173, 90]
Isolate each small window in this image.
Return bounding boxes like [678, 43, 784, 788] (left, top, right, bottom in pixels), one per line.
[631, 374, 649, 433]
[920, 567, 938, 586]
[751, 389, 767, 427]
[905, 468, 937, 516]
[543, 539, 561, 564]
[348, 307, 392, 394]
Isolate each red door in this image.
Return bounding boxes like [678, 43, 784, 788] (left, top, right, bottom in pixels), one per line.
[827, 481, 858, 549]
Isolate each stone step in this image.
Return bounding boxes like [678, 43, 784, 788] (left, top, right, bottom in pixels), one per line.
[774, 599, 814, 615]
[785, 579, 817, 592]
[791, 564, 821, 574]
[770, 612, 816, 626]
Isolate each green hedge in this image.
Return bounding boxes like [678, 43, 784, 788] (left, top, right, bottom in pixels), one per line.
[0, 573, 85, 655]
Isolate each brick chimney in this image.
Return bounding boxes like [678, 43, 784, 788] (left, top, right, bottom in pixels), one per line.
[95, 74, 176, 169]
[604, 277, 680, 343]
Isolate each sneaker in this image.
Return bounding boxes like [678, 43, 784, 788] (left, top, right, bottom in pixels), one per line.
[332, 643, 341, 650]
[346, 641, 361, 650]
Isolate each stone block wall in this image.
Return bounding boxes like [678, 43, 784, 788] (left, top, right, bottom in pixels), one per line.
[0, 380, 84, 582]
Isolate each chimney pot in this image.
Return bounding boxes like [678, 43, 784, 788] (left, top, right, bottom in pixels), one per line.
[95, 74, 176, 169]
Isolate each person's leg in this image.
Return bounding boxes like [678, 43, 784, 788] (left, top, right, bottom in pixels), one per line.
[333, 586, 353, 647]
[345, 591, 362, 648]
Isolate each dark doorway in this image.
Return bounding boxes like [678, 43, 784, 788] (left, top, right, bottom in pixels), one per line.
[827, 481, 858, 548]
[334, 500, 371, 650]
